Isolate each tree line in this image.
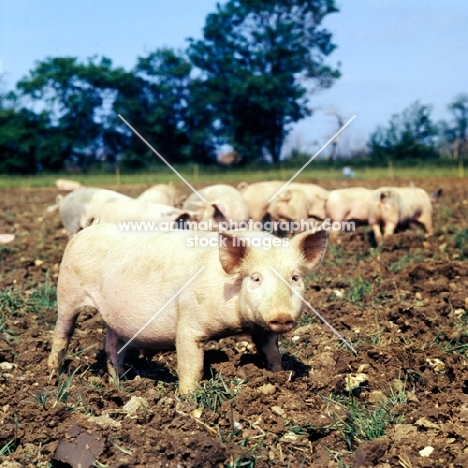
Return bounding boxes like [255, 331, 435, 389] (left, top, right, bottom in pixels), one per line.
[368, 97, 468, 162]
[0, 0, 466, 175]
[0, 0, 340, 174]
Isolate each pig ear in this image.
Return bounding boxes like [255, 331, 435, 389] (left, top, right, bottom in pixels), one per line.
[278, 190, 292, 202]
[431, 188, 443, 203]
[84, 215, 100, 228]
[219, 231, 248, 274]
[291, 229, 328, 272]
[237, 181, 248, 192]
[211, 203, 228, 222]
[380, 190, 391, 202]
[173, 212, 191, 229]
[173, 212, 191, 222]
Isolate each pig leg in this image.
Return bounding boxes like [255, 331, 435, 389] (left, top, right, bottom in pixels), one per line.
[48, 313, 80, 371]
[105, 327, 127, 384]
[327, 219, 341, 241]
[383, 222, 396, 238]
[176, 331, 205, 395]
[418, 213, 433, 237]
[370, 223, 383, 244]
[252, 331, 282, 371]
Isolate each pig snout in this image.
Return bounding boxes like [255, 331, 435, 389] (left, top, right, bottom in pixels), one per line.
[268, 313, 294, 333]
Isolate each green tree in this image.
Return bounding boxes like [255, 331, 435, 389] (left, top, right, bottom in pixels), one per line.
[439, 94, 468, 159]
[113, 48, 207, 167]
[0, 91, 49, 174]
[17, 57, 119, 170]
[188, 0, 340, 163]
[368, 101, 439, 161]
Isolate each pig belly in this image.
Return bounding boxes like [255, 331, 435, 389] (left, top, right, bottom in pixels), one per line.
[96, 296, 178, 351]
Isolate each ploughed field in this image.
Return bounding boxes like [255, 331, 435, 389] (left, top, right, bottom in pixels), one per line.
[0, 177, 467, 468]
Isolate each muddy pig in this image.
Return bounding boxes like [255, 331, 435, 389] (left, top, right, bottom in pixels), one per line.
[368, 186, 442, 243]
[48, 226, 327, 394]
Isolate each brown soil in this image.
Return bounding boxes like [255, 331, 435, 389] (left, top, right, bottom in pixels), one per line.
[0, 177, 467, 467]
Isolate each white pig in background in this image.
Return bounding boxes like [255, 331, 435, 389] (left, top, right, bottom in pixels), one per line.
[183, 184, 250, 226]
[325, 187, 373, 224]
[54, 188, 103, 237]
[137, 183, 176, 206]
[239, 181, 328, 222]
[80, 189, 193, 228]
[289, 182, 329, 220]
[266, 189, 310, 236]
[51, 188, 193, 237]
[266, 189, 309, 225]
[368, 186, 442, 243]
[55, 179, 84, 191]
[48, 226, 327, 395]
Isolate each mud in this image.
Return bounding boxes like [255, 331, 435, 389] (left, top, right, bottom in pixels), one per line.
[0, 177, 467, 467]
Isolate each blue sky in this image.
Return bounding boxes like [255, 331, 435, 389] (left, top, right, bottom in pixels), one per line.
[1, 0, 467, 157]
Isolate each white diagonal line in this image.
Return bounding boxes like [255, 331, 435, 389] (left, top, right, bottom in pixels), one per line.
[117, 266, 206, 354]
[269, 266, 357, 355]
[268, 115, 356, 202]
[118, 114, 207, 202]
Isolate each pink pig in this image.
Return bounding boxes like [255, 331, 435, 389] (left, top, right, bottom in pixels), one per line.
[48, 226, 327, 394]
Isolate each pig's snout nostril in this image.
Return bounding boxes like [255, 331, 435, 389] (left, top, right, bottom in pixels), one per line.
[270, 320, 293, 327]
[268, 317, 294, 333]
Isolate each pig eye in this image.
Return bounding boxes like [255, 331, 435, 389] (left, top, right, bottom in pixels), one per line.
[250, 274, 262, 284]
[292, 274, 300, 283]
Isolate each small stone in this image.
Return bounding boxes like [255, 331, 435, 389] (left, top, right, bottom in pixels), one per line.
[0, 461, 22, 468]
[0, 362, 14, 371]
[368, 391, 386, 404]
[389, 424, 417, 442]
[293, 324, 315, 335]
[190, 408, 203, 419]
[415, 292, 423, 301]
[426, 358, 445, 372]
[158, 397, 174, 407]
[419, 446, 434, 457]
[122, 396, 149, 414]
[271, 406, 287, 418]
[344, 373, 368, 391]
[280, 432, 302, 442]
[87, 414, 121, 428]
[235, 341, 249, 353]
[357, 364, 369, 373]
[0, 234, 14, 244]
[415, 417, 439, 429]
[406, 392, 420, 403]
[258, 383, 276, 395]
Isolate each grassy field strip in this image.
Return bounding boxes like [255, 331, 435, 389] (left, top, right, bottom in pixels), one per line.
[0, 165, 465, 189]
